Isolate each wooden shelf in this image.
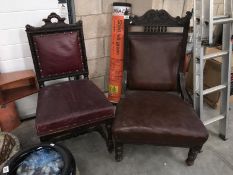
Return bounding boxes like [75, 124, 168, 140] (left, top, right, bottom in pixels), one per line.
[0, 70, 38, 105]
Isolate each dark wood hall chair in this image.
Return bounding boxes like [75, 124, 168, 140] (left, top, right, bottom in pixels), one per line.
[112, 10, 209, 166]
[25, 13, 115, 152]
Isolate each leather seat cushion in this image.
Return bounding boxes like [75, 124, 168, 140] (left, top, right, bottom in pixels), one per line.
[113, 91, 208, 147]
[36, 80, 115, 136]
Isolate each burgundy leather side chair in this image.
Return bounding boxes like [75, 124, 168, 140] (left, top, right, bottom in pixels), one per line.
[112, 10, 209, 166]
[26, 13, 115, 152]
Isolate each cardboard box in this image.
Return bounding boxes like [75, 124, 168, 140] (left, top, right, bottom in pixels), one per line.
[186, 47, 233, 108]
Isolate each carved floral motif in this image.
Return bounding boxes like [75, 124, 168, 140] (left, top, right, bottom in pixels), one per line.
[130, 9, 192, 26]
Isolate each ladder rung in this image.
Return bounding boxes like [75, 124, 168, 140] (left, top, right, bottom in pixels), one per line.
[203, 51, 228, 60]
[204, 115, 225, 126]
[203, 85, 226, 95]
[213, 15, 229, 20]
[213, 17, 233, 24]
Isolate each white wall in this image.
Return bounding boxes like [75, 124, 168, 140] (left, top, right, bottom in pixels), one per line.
[0, 0, 66, 118]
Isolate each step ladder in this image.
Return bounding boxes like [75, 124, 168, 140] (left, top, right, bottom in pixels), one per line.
[193, 0, 233, 140]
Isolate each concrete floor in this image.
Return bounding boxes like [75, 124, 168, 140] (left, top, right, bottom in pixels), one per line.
[11, 103, 233, 175]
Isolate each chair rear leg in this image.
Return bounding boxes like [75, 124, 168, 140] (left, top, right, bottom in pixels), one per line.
[40, 135, 49, 142]
[186, 145, 203, 166]
[40, 137, 45, 142]
[106, 120, 114, 153]
[96, 126, 107, 140]
[115, 142, 123, 162]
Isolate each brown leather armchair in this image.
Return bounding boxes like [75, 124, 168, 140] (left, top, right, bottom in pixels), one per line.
[26, 13, 115, 152]
[112, 10, 209, 166]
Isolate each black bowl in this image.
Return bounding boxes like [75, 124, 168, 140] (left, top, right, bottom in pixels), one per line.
[1, 143, 76, 175]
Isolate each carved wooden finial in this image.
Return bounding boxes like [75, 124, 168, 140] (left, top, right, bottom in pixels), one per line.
[42, 12, 66, 25]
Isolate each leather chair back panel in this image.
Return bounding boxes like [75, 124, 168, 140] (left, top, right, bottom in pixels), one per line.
[127, 34, 183, 91]
[33, 32, 84, 78]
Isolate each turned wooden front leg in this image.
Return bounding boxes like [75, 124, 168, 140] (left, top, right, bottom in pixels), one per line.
[106, 120, 114, 153]
[115, 142, 123, 162]
[186, 146, 202, 166]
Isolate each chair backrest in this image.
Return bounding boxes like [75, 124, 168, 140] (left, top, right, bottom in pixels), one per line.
[26, 13, 88, 88]
[124, 9, 192, 92]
